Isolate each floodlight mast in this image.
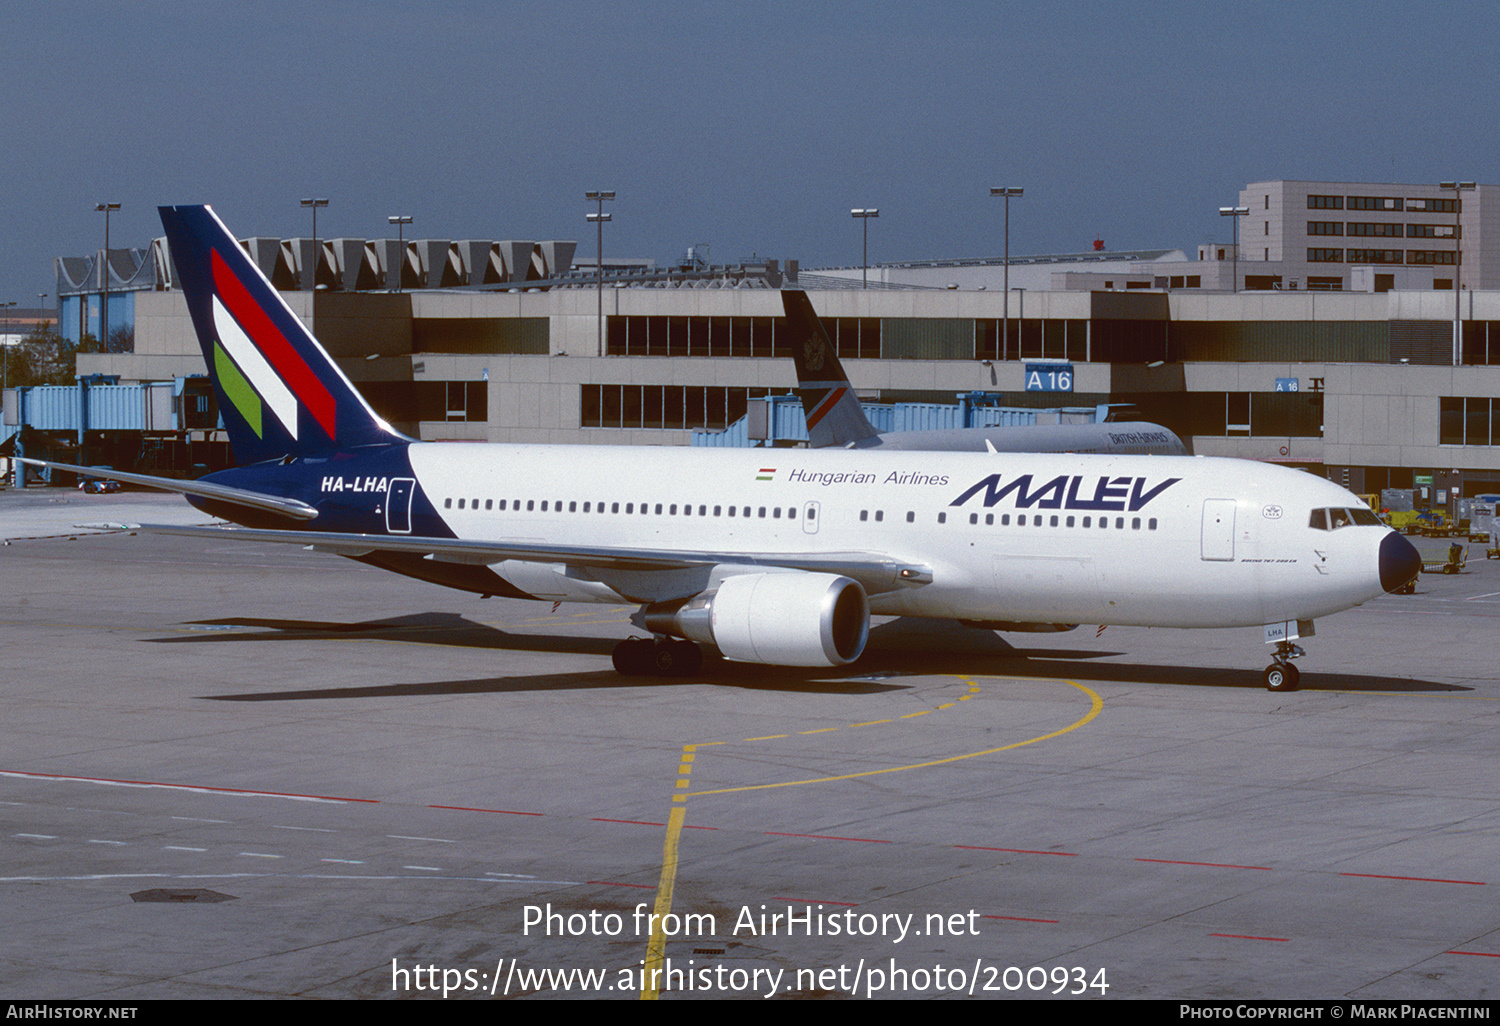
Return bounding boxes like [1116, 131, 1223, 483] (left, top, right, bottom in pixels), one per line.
[388, 215, 412, 292]
[95, 203, 120, 350]
[586, 190, 615, 356]
[990, 187, 1022, 358]
[1439, 181, 1475, 365]
[1219, 205, 1249, 293]
[1, 300, 15, 393]
[300, 198, 328, 291]
[850, 208, 879, 289]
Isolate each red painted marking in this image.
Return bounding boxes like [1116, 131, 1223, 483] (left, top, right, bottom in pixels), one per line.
[1210, 933, 1289, 942]
[807, 388, 846, 428]
[1340, 872, 1485, 885]
[955, 845, 1079, 857]
[2, 768, 375, 803]
[1449, 950, 1500, 958]
[773, 897, 858, 906]
[1135, 858, 1272, 870]
[591, 881, 654, 889]
[765, 832, 890, 843]
[211, 248, 337, 439]
[429, 804, 543, 817]
[980, 914, 1060, 923]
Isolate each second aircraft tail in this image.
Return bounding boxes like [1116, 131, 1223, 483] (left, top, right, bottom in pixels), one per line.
[780, 290, 880, 448]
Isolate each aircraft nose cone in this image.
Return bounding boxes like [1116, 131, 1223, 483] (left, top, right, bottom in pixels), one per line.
[1379, 530, 1421, 593]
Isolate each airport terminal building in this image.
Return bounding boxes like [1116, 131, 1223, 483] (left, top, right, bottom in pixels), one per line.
[23, 180, 1500, 502]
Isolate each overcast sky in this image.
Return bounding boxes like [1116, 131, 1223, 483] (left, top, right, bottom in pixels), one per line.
[5, 0, 1499, 309]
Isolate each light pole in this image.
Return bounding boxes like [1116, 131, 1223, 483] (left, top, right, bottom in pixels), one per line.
[300, 198, 328, 291]
[1, 301, 14, 393]
[1219, 205, 1248, 293]
[1013, 288, 1026, 358]
[990, 187, 1023, 357]
[850, 208, 879, 289]
[387, 215, 412, 292]
[1439, 181, 1475, 365]
[586, 190, 615, 356]
[95, 203, 119, 350]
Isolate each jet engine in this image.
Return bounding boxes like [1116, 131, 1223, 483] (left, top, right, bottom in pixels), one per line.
[641, 572, 869, 667]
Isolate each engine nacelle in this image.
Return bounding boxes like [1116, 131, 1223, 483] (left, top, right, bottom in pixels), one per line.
[646, 572, 869, 667]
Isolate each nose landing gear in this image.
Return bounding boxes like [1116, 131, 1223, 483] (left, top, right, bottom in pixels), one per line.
[1264, 641, 1305, 691]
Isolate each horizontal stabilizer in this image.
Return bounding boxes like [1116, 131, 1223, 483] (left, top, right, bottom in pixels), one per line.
[16, 458, 319, 521]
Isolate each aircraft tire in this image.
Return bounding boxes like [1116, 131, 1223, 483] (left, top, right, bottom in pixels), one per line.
[672, 640, 703, 675]
[1264, 663, 1300, 692]
[651, 640, 702, 677]
[651, 643, 679, 675]
[612, 638, 654, 676]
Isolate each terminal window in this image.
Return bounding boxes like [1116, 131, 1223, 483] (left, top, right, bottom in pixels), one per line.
[1440, 397, 1500, 446]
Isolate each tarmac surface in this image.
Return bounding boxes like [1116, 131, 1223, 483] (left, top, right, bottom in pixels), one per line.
[1, 485, 1497, 1000]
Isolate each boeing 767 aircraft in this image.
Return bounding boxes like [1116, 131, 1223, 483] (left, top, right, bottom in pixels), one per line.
[27, 205, 1421, 690]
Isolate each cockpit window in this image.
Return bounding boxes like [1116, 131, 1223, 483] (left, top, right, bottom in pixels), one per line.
[1310, 507, 1381, 530]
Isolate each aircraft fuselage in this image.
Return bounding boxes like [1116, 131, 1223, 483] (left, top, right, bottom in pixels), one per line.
[195, 444, 1407, 632]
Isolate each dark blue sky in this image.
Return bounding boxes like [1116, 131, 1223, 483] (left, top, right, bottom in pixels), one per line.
[6, 0, 1499, 308]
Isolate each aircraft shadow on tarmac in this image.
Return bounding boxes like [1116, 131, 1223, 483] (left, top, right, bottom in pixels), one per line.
[170, 613, 1461, 702]
[161, 611, 617, 655]
[864, 618, 1465, 693]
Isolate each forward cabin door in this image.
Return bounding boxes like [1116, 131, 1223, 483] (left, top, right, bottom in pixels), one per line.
[1201, 499, 1236, 561]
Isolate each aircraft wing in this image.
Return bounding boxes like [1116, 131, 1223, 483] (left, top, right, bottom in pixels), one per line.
[15, 458, 319, 521]
[130, 522, 933, 596]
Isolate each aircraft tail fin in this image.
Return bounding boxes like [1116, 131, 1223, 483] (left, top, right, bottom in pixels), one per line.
[780, 290, 880, 448]
[158, 204, 406, 465]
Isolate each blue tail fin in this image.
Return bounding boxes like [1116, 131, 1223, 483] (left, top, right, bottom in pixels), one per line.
[159, 204, 405, 465]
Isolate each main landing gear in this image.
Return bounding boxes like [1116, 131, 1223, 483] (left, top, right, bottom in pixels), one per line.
[612, 636, 704, 677]
[1264, 641, 1305, 692]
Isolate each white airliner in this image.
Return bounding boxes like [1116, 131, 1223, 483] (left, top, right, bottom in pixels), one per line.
[30, 205, 1422, 691]
[781, 290, 1190, 456]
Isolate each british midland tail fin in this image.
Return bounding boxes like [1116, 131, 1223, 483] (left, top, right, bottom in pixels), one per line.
[159, 204, 406, 465]
[780, 290, 880, 448]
